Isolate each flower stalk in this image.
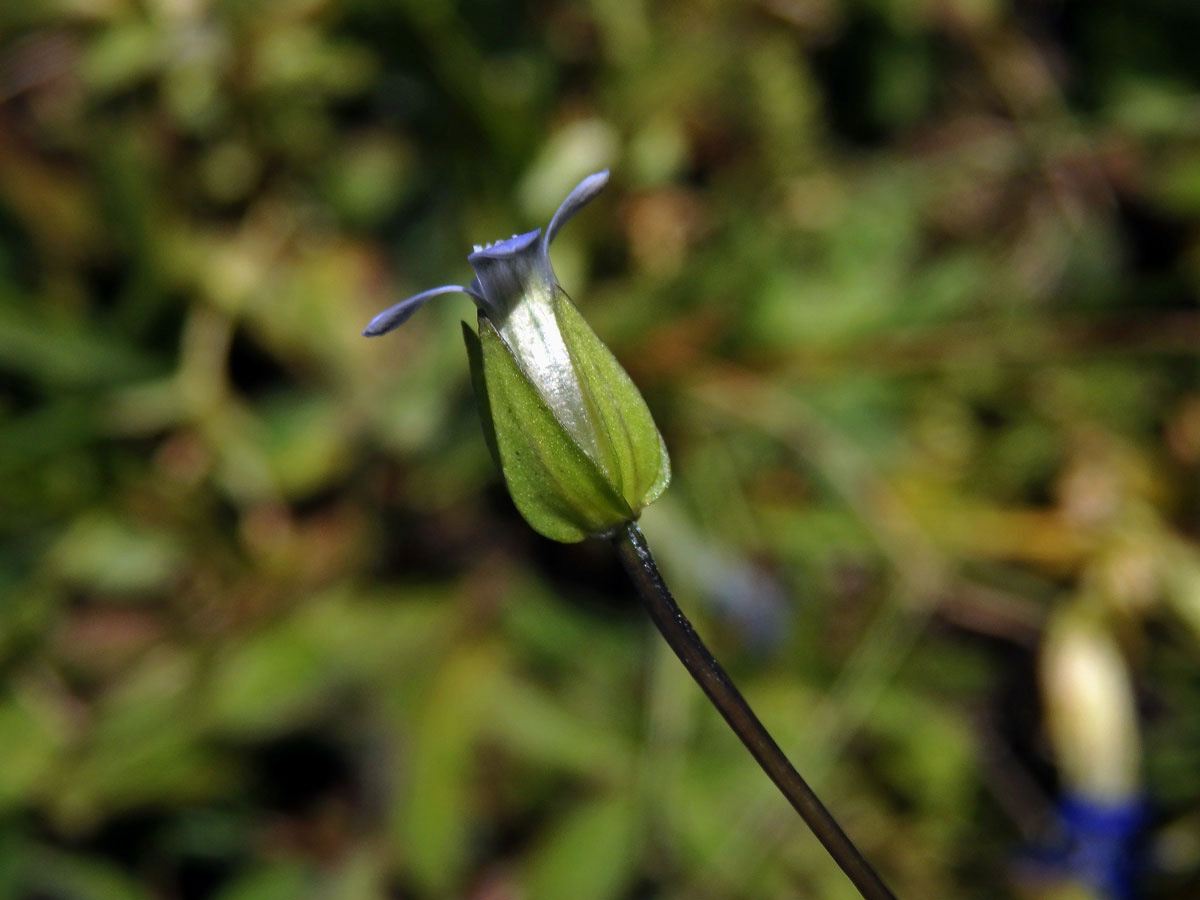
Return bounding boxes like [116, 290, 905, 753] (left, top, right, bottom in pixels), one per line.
[613, 521, 897, 900]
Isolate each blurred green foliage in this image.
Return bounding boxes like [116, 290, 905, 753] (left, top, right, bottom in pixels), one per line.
[1, 0, 1199, 897]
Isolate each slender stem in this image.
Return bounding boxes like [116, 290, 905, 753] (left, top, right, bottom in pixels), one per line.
[613, 520, 897, 900]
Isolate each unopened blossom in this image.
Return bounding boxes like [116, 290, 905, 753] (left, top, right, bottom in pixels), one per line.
[364, 171, 670, 542]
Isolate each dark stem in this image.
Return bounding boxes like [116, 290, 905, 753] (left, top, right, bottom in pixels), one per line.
[613, 520, 897, 900]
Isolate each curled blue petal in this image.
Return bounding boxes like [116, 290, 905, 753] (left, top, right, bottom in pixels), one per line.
[544, 170, 610, 248]
[362, 284, 470, 336]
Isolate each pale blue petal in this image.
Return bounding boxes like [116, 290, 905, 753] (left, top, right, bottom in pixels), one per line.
[544, 170, 610, 248]
[362, 285, 469, 336]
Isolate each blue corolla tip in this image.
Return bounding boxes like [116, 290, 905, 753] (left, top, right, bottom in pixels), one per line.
[362, 170, 611, 334]
[468, 229, 541, 261]
[1015, 794, 1146, 900]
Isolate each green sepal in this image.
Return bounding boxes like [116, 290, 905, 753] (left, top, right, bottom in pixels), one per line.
[474, 314, 634, 543]
[554, 291, 671, 510]
[462, 321, 500, 469]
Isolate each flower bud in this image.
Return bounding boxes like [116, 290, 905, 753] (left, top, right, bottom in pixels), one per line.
[364, 171, 670, 542]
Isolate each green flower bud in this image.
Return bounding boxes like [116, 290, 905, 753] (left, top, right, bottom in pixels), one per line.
[364, 171, 670, 542]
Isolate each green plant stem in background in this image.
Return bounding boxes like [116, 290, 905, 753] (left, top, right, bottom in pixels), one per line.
[613, 521, 897, 900]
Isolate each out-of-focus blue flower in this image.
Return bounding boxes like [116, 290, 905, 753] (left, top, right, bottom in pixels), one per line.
[364, 171, 670, 543]
[1015, 794, 1145, 900]
[1057, 794, 1144, 900]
